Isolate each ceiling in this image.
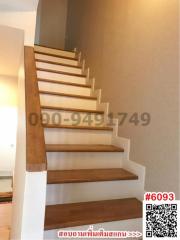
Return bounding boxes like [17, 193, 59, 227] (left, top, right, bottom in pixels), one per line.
[0, 0, 39, 11]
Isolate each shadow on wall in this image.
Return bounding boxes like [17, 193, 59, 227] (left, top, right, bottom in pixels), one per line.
[35, 0, 68, 49]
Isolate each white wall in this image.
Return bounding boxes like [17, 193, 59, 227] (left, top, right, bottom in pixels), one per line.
[0, 2, 39, 175]
[0, 25, 23, 176]
[0, 7, 47, 239]
[0, 12, 37, 46]
[0, 0, 39, 46]
[0, 25, 24, 76]
[0, 0, 39, 11]
[0, 76, 18, 175]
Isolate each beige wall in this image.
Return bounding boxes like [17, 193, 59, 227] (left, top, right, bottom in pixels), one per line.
[36, 0, 68, 49]
[66, 0, 179, 197]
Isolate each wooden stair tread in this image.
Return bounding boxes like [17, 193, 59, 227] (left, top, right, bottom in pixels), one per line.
[46, 144, 124, 152]
[43, 124, 113, 131]
[37, 68, 86, 78]
[36, 59, 81, 69]
[38, 78, 91, 88]
[0, 192, 12, 198]
[35, 44, 75, 54]
[35, 51, 78, 61]
[39, 90, 97, 100]
[0, 192, 13, 203]
[47, 168, 138, 184]
[41, 105, 104, 114]
[45, 198, 142, 230]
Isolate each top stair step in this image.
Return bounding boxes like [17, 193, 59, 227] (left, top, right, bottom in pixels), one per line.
[34, 45, 76, 59]
[35, 52, 78, 61]
[36, 59, 81, 69]
[45, 198, 142, 230]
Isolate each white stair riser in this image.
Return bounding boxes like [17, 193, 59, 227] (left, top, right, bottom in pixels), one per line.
[40, 95, 97, 110]
[35, 53, 78, 66]
[122, 159, 145, 201]
[36, 62, 82, 75]
[41, 110, 105, 127]
[37, 71, 86, 85]
[34, 45, 76, 58]
[47, 152, 123, 170]
[38, 81, 91, 96]
[44, 128, 112, 145]
[44, 219, 142, 240]
[46, 180, 141, 205]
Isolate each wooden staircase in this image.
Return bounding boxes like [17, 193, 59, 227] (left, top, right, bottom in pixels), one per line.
[34, 45, 144, 238]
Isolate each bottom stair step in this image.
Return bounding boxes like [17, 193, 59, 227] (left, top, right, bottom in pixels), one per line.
[45, 198, 142, 230]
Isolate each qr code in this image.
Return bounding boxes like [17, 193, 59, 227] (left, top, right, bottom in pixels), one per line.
[144, 202, 179, 239]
